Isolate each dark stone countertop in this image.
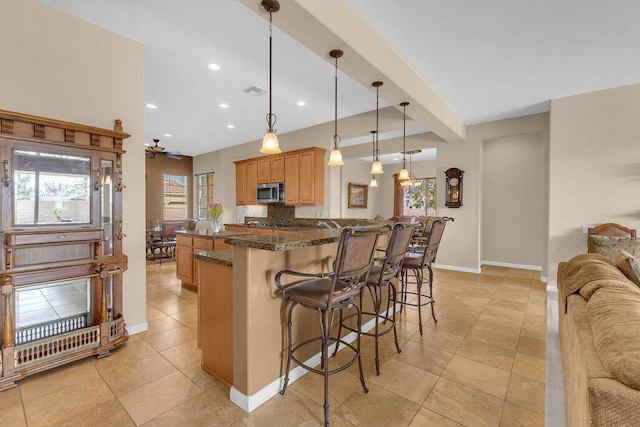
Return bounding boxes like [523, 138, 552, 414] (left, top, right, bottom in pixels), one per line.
[193, 248, 233, 267]
[224, 228, 342, 251]
[176, 229, 250, 239]
[224, 223, 312, 232]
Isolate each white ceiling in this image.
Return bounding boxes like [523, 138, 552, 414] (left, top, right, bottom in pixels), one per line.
[38, 0, 640, 158]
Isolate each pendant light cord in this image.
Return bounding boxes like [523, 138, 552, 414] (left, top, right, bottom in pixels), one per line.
[375, 85, 379, 159]
[267, 12, 275, 131]
[402, 103, 407, 167]
[334, 55, 338, 139]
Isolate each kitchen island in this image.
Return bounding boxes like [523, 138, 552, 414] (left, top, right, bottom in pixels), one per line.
[175, 229, 248, 290]
[194, 227, 386, 412]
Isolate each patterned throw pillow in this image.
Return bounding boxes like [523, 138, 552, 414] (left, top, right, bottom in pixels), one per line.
[588, 235, 640, 262]
[615, 250, 640, 287]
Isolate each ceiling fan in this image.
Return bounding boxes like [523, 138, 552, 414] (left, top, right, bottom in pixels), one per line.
[146, 139, 183, 160]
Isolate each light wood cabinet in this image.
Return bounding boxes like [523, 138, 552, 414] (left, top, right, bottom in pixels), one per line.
[271, 155, 285, 182]
[234, 161, 257, 206]
[245, 161, 257, 205]
[0, 110, 129, 391]
[235, 163, 246, 205]
[257, 155, 284, 184]
[198, 260, 233, 385]
[176, 233, 231, 291]
[235, 147, 324, 206]
[284, 153, 300, 205]
[284, 147, 325, 206]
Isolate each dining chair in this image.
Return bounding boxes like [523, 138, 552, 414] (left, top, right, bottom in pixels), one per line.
[275, 226, 384, 426]
[151, 221, 183, 263]
[333, 222, 417, 375]
[398, 217, 453, 335]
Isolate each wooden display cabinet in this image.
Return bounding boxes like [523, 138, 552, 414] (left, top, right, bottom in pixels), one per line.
[0, 110, 129, 391]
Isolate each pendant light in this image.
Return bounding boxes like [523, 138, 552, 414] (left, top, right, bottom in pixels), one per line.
[398, 102, 410, 180]
[370, 81, 384, 174]
[260, 0, 281, 154]
[369, 130, 378, 187]
[401, 149, 421, 194]
[327, 49, 344, 166]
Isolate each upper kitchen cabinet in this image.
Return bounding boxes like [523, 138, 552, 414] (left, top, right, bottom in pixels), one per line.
[235, 147, 325, 206]
[257, 154, 284, 184]
[234, 160, 258, 206]
[294, 147, 324, 205]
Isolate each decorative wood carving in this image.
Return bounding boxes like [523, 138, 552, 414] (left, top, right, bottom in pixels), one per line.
[1, 118, 14, 135]
[0, 109, 129, 153]
[65, 129, 75, 143]
[34, 124, 45, 139]
[2, 276, 14, 347]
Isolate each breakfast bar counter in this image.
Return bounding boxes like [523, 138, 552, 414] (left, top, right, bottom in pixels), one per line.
[194, 226, 384, 412]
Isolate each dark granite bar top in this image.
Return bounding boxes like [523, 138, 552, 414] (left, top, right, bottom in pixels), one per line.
[193, 249, 233, 267]
[176, 229, 250, 239]
[224, 228, 342, 251]
[224, 223, 312, 231]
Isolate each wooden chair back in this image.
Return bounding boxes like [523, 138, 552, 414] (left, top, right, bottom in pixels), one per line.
[588, 223, 636, 238]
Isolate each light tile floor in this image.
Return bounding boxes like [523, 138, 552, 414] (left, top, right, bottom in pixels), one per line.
[4, 262, 546, 426]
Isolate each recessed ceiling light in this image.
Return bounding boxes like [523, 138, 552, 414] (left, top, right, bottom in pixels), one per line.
[208, 63, 221, 71]
[227, 124, 235, 129]
[146, 103, 158, 109]
[164, 133, 172, 137]
[218, 103, 229, 109]
[297, 101, 306, 106]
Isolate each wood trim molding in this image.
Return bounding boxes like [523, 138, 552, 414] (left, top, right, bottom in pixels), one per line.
[0, 109, 130, 153]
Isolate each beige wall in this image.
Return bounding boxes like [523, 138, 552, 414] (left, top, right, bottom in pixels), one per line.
[1, 0, 147, 328]
[482, 132, 544, 267]
[146, 155, 194, 222]
[548, 83, 640, 285]
[194, 113, 550, 274]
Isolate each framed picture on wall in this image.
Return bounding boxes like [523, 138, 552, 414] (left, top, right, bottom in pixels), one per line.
[348, 183, 368, 208]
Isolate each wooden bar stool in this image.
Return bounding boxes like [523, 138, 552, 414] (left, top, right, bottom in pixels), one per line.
[398, 217, 453, 335]
[333, 222, 417, 375]
[275, 226, 384, 426]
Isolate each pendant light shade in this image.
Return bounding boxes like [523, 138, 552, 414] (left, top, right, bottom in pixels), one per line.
[370, 81, 384, 174]
[370, 160, 383, 175]
[261, 131, 280, 154]
[398, 101, 410, 180]
[328, 49, 344, 166]
[260, 0, 281, 154]
[369, 176, 378, 187]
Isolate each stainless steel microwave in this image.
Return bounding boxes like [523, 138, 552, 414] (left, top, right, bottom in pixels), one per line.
[256, 183, 285, 203]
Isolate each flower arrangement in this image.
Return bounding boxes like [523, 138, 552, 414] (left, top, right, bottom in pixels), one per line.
[208, 203, 223, 219]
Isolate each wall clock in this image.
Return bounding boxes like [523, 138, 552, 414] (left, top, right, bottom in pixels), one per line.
[445, 167, 464, 208]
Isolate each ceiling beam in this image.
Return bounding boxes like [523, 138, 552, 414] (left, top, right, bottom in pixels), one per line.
[237, 0, 466, 142]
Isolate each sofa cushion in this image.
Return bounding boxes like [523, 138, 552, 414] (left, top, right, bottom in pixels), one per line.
[557, 253, 639, 305]
[588, 235, 640, 262]
[615, 250, 640, 287]
[588, 287, 640, 390]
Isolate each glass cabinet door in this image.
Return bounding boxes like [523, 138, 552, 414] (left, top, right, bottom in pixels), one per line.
[13, 149, 91, 225]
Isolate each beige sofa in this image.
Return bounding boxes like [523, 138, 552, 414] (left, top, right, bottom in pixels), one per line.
[557, 253, 640, 426]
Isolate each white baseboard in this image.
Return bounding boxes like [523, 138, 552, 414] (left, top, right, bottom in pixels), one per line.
[229, 306, 396, 413]
[432, 263, 481, 274]
[480, 260, 542, 271]
[126, 321, 148, 336]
